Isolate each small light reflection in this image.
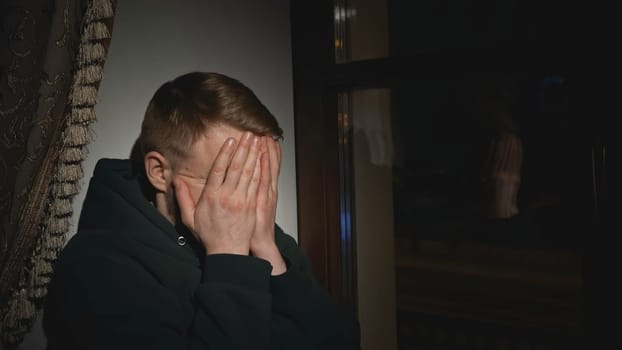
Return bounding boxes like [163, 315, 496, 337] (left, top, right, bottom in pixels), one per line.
[334, 6, 357, 22]
[340, 210, 351, 242]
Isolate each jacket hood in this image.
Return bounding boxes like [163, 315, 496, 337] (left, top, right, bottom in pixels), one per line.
[77, 158, 200, 264]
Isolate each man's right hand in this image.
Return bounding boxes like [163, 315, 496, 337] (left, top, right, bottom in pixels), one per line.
[174, 132, 262, 255]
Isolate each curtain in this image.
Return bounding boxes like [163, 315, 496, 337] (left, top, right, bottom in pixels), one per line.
[0, 0, 116, 347]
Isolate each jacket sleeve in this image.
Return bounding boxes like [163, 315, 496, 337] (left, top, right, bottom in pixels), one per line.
[269, 227, 362, 350]
[45, 251, 276, 350]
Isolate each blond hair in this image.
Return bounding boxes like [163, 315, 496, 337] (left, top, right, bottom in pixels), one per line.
[137, 72, 282, 164]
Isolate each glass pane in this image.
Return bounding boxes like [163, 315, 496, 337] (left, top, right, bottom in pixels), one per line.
[339, 73, 584, 349]
[347, 88, 397, 350]
[334, 0, 389, 63]
[334, 0, 556, 62]
[388, 0, 517, 55]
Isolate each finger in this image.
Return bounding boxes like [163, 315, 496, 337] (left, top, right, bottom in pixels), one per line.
[205, 138, 237, 191]
[267, 138, 280, 190]
[276, 139, 282, 165]
[247, 150, 262, 199]
[223, 132, 253, 190]
[258, 149, 271, 198]
[259, 134, 268, 153]
[493, 139, 503, 173]
[235, 135, 261, 194]
[173, 178, 195, 230]
[276, 140, 282, 176]
[503, 135, 514, 171]
[500, 135, 511, 171]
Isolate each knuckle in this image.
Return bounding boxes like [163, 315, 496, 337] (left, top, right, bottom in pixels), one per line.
[210, 165, 227, 176]
[228, 163, 242, 173]
[204, 191, 217, 201]
[243, 167, 254, 177]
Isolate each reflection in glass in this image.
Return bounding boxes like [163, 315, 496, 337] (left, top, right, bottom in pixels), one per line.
[334, 0, 388, 63]
[340, 73, 584, 349]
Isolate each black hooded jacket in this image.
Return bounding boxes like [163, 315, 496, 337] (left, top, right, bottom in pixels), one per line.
[43, 158, 360, 350]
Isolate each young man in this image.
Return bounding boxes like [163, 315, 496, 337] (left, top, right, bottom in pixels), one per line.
[43, 72, 360, 349]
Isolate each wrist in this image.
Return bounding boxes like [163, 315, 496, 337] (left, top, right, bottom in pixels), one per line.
[251, 243, 286, 275]
[250, 239, 277, 254]
[206, 243, 250, 256]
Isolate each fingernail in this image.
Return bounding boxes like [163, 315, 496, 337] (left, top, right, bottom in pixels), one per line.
[253, 136, 260, 146]
[244, 132, 253, 141]
[226, 138, 236, 146]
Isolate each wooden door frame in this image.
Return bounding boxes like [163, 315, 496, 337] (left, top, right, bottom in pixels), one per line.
[290, 1, 351, 306]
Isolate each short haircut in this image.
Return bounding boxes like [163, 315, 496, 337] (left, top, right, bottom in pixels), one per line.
[137, 72, 283, 164]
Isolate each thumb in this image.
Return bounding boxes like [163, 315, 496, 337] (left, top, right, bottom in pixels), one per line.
[173, 178, 195, 231]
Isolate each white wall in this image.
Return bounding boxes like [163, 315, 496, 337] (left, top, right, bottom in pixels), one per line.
[16, 1, 295, 348]
[75, 0, 298, 239]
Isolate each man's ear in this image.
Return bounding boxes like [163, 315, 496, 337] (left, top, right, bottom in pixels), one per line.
[144, 151, 172, 193]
